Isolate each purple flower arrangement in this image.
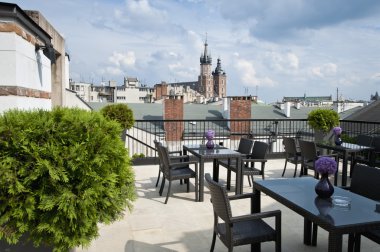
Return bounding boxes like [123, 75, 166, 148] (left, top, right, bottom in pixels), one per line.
[333, 126, 342, 135]
[315, 156, 337, 175]
[205, 129, 215, 140]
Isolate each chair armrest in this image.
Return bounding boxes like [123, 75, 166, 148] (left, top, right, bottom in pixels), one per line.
[169, 150, 182, 155]
[242, 158, 267, 163]
[231, 210, 281, 223]
[340, 186, 351, 191]
[170, 161, 198, 169]
[169, 155, 189, 160]
[228, 192, 255, 201]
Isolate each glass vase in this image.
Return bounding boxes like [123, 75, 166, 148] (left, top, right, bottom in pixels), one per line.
[315, 173, 334, 198]
[335, 135, 343, 146]
[206, 139, 215, 149]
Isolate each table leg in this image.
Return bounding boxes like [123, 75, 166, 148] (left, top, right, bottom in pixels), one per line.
[251, 188, 261, 252]
[199, 158, 204, 202]
[235, 157, 242, 195]
[212, 159, 219, 182]
[342, 151, 349, 186]
[304, 219, 312, 245]
[328, 231, 342, 252]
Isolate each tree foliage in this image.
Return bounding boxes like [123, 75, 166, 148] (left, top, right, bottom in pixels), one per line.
[0, 108, 136, 252]
[100, 104, 135, 130]
[307, 109, 340, 133]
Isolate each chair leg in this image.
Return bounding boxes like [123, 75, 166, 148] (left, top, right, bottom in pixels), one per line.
[227, 170, 231, 190]
[210, 231, 216, 252]
[293, 163, 298, 178]
[165, 180, 172, 204]
[159, 176, 166, 196]
[348, 234, 355, 252]
[155, 170, 161, 187]
[187, 178, 190, 192]
[354, 234, 361, 252]
[261, 162, 265, 180]
[247, 176, 252, 187]
[282, 160, 288, 177]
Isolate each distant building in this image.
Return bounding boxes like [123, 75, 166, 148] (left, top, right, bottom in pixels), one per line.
[198, 39, 226, 99]
[283, 94, 333, 107]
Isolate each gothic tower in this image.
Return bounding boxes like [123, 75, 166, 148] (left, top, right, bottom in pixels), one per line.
[212, 58, 226, 98]
[198, 38, 213, 98]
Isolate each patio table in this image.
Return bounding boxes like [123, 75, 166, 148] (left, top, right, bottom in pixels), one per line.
[316, 142, 373, 186]
[252, 177, 380, 252]
[183, 144, 242, 202]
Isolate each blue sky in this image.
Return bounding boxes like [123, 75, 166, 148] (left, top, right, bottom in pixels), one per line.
[13, 0, 380, 103]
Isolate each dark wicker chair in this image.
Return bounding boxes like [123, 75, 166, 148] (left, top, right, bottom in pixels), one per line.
[349, 135, 373, 175]
[299, 140, 338, 184]
[342, 164, 380, 251]
[218, 138, 254, 190]
[205, 173, 281, 252]
[220, 141, 268, 190]
[154, 140, 184, 187]
[353, 136, 380, 168]
[158, 145, 198, 204]
[281, 137, 302, 177]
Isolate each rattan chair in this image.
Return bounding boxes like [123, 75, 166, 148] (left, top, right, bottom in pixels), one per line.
[220, 141, 268, 189]
[342, 164, 380, 251]
[218, 138, 254, 190]
[353, 136, 380, 168]
[154, 140, 184, 187]
[205, 173, 281, 252]
[281, 137, 302, 177]
[158, 145, 198, 204]
[298, 140, 338, 183]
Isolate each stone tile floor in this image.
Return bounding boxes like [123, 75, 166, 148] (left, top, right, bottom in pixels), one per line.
[76, 159, 379, 252]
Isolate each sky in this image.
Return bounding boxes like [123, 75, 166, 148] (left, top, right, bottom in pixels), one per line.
[12, 0, 380, 103]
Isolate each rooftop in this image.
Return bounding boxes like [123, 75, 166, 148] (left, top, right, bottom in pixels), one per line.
[75, 159, 378, 252]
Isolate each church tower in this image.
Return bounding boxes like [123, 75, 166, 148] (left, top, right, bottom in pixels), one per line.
[198, 38, 213, 98]
[212, 58, 226, 98]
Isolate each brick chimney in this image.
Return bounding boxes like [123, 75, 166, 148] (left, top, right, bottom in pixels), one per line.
[227, 96, 252, 139]
[154, 82, 168, 101]
[163, 94, 184, 141]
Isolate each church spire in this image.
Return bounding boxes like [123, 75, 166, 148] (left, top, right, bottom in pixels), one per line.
[200, 33, 212, 64]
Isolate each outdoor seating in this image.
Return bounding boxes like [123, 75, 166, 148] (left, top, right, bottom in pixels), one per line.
[299, 140, 338, 182]
[219, 141, 268, 189]
[341, 164, 380, 251]
[353, 136, 380, 168]
[350, 135, 373, 174]
[281, 137, 302, 177]
[157, 145, 198, 204]
[154, 140, 184, 187]
[205, 173, 281, 252]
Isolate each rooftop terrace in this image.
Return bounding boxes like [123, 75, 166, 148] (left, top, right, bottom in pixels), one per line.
[75, 159, 378, 252]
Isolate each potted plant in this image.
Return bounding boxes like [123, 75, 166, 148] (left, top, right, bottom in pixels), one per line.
[307, 109, 340, 143]
[100, 104, 135, 142]
[0, 108, 136, 252]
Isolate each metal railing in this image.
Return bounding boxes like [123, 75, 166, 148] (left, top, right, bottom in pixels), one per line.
[126, 119, 380, 164]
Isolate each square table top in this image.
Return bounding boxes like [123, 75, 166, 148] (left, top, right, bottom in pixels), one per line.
[316, 142, 373, 153]
[253, 177, 380, 231]
[183, 144, 243, 159]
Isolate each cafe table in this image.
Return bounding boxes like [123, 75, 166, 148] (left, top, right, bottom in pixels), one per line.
[316, 142, 373, 186]
[252, 177, 380, 252]
[183, 144, 242, 202]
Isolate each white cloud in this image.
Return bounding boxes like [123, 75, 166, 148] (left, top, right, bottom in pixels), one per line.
[108, 51, 136, 67]
[235, 58, 275, 87]
[311, 63, 337, 78]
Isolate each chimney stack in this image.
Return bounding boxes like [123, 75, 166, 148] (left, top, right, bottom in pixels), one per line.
[163, 94, 184, 141]
[227, 96, 252, 139]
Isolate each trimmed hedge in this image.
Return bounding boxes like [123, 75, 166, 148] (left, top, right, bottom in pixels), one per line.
[307, 109, 340, 133]
[100, 103, 134, 130]
[0, 108, 136, 252]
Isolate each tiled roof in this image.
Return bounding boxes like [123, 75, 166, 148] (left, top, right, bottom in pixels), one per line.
[343, 100, 380, 122]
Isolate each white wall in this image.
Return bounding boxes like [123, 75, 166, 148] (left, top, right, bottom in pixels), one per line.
[0, 32, 52, 113]
[64, 90, 91, 111]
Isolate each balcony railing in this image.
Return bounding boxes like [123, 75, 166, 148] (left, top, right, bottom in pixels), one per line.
[126, 119, 380, 164]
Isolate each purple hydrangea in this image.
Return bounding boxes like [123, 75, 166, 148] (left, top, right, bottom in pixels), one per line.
[205, 129, 215, 140]
[333, 126, 342, 135]
[315, 156, 337, 175]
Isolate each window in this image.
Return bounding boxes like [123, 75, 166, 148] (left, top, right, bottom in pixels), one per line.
[75, 86, 80, 91]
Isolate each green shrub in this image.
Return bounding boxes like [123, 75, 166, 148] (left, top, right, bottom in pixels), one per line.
[100, 104, 135, 130]
[0, 108, 136, 252]
[307, 109, 340, 133]
[132, 153, 145, 159]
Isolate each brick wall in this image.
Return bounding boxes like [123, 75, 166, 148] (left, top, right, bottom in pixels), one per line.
[229, 96, 252, 139]
[155, 83, 168, 100]
[163, 95, 184, 141]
